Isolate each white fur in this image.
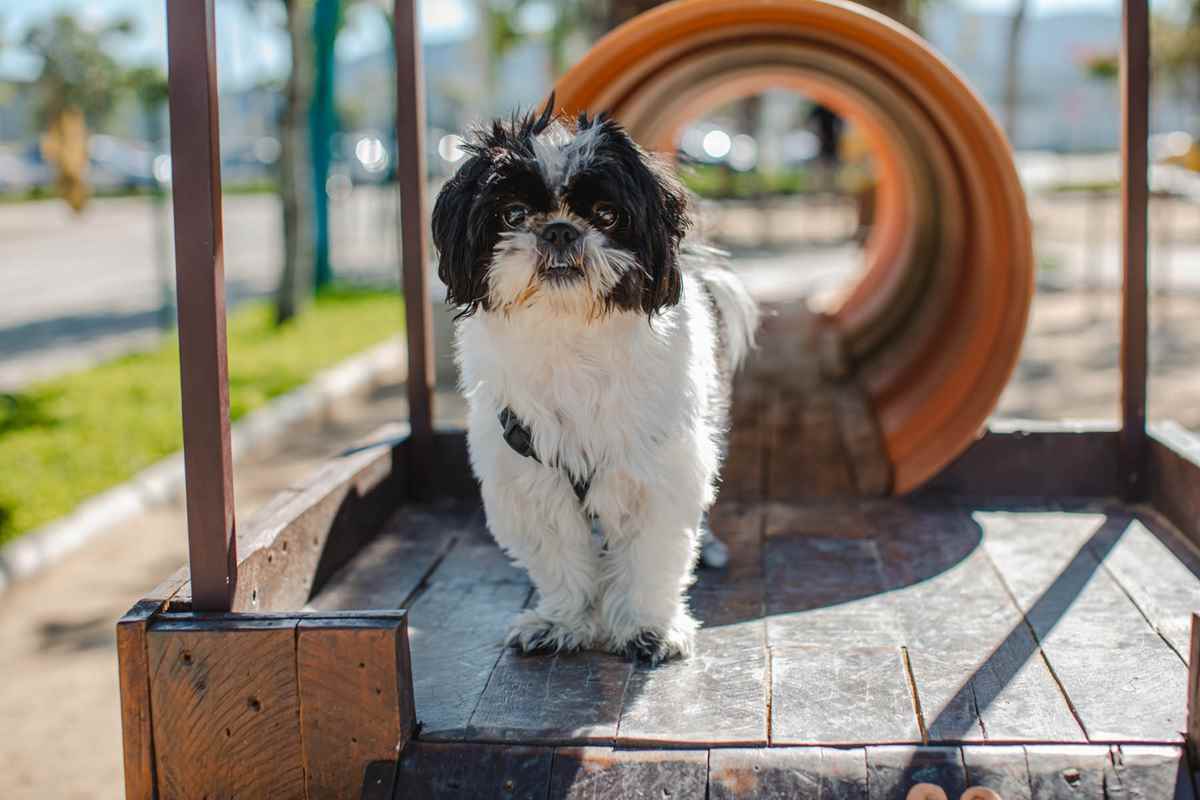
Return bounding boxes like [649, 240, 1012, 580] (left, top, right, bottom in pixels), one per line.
[456, 249, 757, 661]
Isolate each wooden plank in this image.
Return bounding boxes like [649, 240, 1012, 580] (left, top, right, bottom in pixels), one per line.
[1149, 423, 1200, 549]
[961, 745, 1032, 800]
[547, 747, 708, 799]
[918, 425, 1120, 501]
[1119, 0, 1151, 500]
[407, 575, 531, 739]
[395, 742, 553, 800]
[709, 747, 868, 799]
[617, 507, 768, 747]
[116, 600, 164, 800]
[306, 505, 471, 611]
[771, 646, 921, 745]
[394, 0, 435, 486]
[1024, 745, 1111, 798]
[832, 381, 892, 496]
[169, 423, 406, 612]
[877, 508, 1082, 743]
[147, 618, 305, 798]
[766, 531, 899, 646]
[466, 650, 632, 745]
[1107, 746, 1196, 800]
[617, 622, 767, 746]
[1083, 511, 1200, 659]
[165, 0, 237, 612]
[865, 746, 967, 800]
[297, 614, 415, 800]
[980, 511, 1188, 742]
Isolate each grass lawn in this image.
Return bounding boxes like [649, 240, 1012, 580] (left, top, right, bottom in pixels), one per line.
[0, 286, 404, 545]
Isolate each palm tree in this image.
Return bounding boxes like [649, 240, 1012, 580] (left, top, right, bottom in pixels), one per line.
[22, 13, 134, 211]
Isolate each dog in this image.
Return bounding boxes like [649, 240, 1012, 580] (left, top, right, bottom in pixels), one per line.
[431, 97, 759, 664]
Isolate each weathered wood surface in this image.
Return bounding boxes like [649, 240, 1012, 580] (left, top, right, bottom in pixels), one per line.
[468, 650, 633, 744]
[116, 600, 165, 800]
[979, 511, 1188, 742]
[297, 615, 414, 799]
[772, 646, 922, 745]
[548, 747, 708, 799]
[962, 745, 1033, 800]
[1190, 614, 1200, 766]
[866, 746, 968, 800]
[147, 618, 306, 798]
[395, 742, 554, 799]
[709, 747, 868, 800]
[1149, 422, 1200, 549]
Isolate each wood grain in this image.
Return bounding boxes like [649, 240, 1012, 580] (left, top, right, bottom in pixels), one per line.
[306, 505, 472, 611]
[117, 600, 165, 800]
[467, 650, 632, 744]
[548, 746, 708, 799]
[407, 577, 531, 739]
[395, 742, 553, 799]
[961, 745, 1032, 800]
[617, 623, 767, 746]
[1149, 422, 1200, 549]
[1081, 512, 1200, 659]
[1024, 745, 1111, 798]
[709, 747, 868, 799]
[771, 646, 921, 745]
[877, 508, 1082, 743]
[1105, 745, 1195, 800]
[980, 511, 1188, 742]
[1190, 613, 1200, 767]
[865, 746, 967, 800]
[147, 618, 305, 798]
[297, 614, 414, 799]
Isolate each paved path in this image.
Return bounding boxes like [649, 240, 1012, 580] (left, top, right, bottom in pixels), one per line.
[0, 191, 399, 390]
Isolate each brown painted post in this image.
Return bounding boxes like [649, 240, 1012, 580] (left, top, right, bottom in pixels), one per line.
[1119, 0, 1150, 500]
[394, 0, 435, 496]
[165, 0, 237, 610]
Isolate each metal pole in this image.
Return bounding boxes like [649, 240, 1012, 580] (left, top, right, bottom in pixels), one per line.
[394, 0, 435, 495]
[1119, 0, 1150, 500]
[165, 0, 237, 610]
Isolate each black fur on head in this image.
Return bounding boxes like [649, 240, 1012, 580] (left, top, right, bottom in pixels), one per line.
[431, 93, 690, 318]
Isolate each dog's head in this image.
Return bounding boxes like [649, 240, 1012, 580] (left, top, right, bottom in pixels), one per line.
[432, 95, 690, 319]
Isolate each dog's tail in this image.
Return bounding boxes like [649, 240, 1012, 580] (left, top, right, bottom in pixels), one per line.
[685, 244, 760, 370]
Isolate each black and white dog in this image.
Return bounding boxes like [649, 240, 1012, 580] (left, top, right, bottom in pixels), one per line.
[432, 98, 758, 664]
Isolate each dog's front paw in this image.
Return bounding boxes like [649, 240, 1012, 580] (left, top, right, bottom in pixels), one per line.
[505, 609, 593, 655]
[613, 618, 696, 666]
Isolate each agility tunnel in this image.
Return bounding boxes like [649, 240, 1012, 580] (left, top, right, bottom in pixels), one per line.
[555, 0, 1034, 494]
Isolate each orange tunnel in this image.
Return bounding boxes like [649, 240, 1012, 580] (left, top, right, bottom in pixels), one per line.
[555, 0, 1034, 494]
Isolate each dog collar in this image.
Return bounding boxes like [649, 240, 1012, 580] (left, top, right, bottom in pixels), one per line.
[498, 406, 592, 503]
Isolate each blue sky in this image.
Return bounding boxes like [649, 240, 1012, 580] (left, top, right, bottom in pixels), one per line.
[0, 0, 1152, 87]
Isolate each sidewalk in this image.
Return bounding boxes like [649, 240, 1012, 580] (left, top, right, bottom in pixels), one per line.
[0, 372, 462, 800]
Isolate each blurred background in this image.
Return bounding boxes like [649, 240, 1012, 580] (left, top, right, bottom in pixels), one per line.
[0, 0, 1198, 796]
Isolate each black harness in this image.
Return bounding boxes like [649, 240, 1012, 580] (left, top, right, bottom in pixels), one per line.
[498, 406, 592, 504]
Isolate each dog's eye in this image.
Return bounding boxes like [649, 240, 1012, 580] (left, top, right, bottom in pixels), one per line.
[593, 202, 618, 229]
[501, 204, 529, 228]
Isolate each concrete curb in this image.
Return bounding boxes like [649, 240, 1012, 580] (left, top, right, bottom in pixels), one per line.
[0, 337, 405, 595]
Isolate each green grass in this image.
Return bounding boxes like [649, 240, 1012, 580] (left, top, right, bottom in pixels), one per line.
[0, 286, 403, 545]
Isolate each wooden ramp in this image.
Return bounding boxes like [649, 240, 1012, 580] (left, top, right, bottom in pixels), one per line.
[306, 300, 1200, 798]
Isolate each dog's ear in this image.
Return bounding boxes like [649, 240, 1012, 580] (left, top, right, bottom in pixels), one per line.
[637, 153, 689, 314]
[432, 152, 492, 314]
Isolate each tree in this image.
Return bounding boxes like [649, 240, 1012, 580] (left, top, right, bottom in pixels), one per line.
[22, 13, 134, 211]
[276, 0, 317, 324]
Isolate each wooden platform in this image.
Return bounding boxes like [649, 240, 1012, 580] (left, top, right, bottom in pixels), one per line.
[303, 300, 1200, 798]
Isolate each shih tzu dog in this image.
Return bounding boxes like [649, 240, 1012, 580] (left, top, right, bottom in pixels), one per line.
[432, 97, 758, 664]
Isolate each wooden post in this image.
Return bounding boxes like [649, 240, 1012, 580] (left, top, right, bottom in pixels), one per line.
[165, 0, 237, 610]
[394, 0, 435, 497]
[1119, 0, 1150, 500]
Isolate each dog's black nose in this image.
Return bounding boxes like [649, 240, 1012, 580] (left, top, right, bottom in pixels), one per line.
[541, 221, 580, 249]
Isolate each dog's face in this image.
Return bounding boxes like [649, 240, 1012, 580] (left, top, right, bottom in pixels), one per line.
[432, 99, 690, 318]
